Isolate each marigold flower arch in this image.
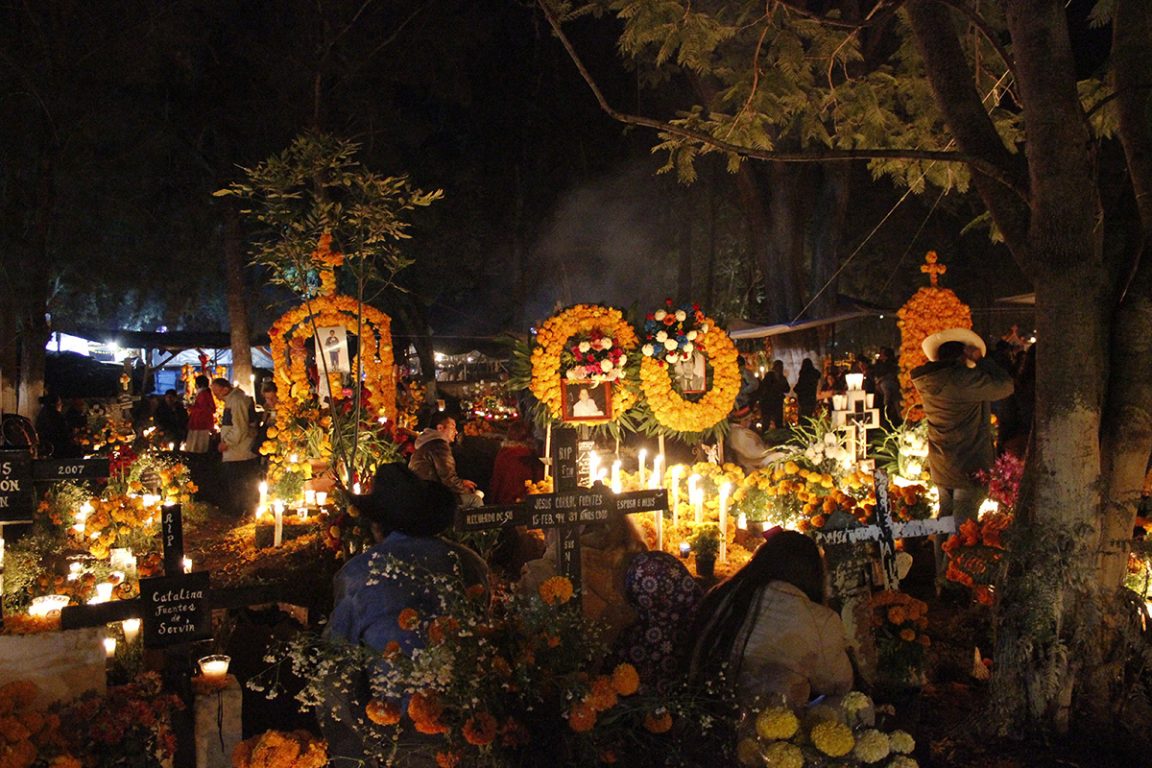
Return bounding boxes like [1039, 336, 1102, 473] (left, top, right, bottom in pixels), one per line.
[268, 294, 397, 421]
[529, 304, 638, 424]
[639, 316, 740, 436]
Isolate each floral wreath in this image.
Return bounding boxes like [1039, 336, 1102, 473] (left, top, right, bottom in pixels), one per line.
[529, 304, 638, 424]
[638, 310, 740, 438]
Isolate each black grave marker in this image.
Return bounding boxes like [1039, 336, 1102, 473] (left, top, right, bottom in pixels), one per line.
[138, 570, 211, 648]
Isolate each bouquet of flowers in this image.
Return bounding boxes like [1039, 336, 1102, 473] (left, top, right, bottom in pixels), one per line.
[941, 514, 1011, 605]
[564, 332, 628, 383]
[54, 673, 182, 768]
[259, 564, 727, 766]
[737, 691, 918, 767]
[873, 421, 930, 484]
[640, 300, 709, 367]
[232, 730, 328, 768]
[732, 462, 872, 533]
[869, 592, 930, 686]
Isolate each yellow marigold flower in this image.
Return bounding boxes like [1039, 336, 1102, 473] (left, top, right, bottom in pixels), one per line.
[853, 729, 891, 764]
[761, 741, 805, 768]
[539, 576, 574, 605]
[755, 706, 799, 740]
[610, 663, 640, 696]
[889, 730, 915, 754]
[810, 720, 855, 758]
[735, 738, 762, 766]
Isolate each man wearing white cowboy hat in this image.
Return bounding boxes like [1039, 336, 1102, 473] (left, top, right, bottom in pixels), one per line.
[912, 327, 1015, 593]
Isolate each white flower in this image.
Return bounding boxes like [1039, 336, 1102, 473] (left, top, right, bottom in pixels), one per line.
[578, 341, 591, 353]
[642, 344, 655, 357]
[683, 342, 694, 355]
[905, 461, 923, 478]
[888, 731, 915, 754]
[699, 323, 709, 333]
[618, 354, 627, 366]
[654, 309, 667, 321]
[566, 368, 578, 380]
[675, 309, 687, 322]
[656, 330, 668, 343]
[824, 432, 838, 447]
[600, 338, 612, 350]
[687, 330, 698, 341]
[664, 338, 678, 351]
[601, 359, 614, 372]
[666, 352, 679, 364]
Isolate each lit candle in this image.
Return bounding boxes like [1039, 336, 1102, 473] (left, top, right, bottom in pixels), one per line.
[693, 487, 705, 525]
[273, 501, 284, 547]
[589, 452, 600, 488]
[611, 460, 622, 494]
[351, 482, 361, 496]
[737, 512, 748, 530]
[655, 508, 664, 552]
[289, 453, 299, 465]
[182, 557, 193, 574]
[198, 654, 231, 682]
[29, 595, 70, 618]
[670, 465, 683, 526]
[679, 541, 691, 558]
[316, 491, 328, 506]
[718, 482, 731, 563]
[304, 489, 317, 506]
[637, 449, 647, 488]
[833, 394, 847, 411]
[103, 637, 117, 658]
[650, 454, 665, 491]
[122, 618, 141, 644]
[845, 372, 864, 391]
[297, 508, 308, 521]
[95, 582, 114, 602]
[258, 481, 269, 519]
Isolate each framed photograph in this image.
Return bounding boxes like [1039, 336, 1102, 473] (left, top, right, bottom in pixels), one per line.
[562, 381, 613, 423]
[672, 353, 707, 394]
[314, 326, 350, 373]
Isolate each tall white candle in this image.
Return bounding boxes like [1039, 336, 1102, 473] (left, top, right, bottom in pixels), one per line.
[589, 451, 600, 488]
[543, 423, 552, 479]
[687, 475, 701, 523]
[273, 501, 284, 547]
[650, 454, 665, 490]
[655, 509, 664, 552]
[693, 487, 705, 525]
[718, 482, 731, 563]
[258, 481, 268, 520]
[670, 465, 683, 526]
[611, 460, 622, 494]
[637, 449, 647, 488]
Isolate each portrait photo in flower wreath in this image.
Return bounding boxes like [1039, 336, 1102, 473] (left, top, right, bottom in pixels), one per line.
[562, 381, 612, 422]
[636, 301, 741, 441]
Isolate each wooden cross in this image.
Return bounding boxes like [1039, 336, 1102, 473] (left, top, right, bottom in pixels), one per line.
[456, 430, 668, 589]
[920, 251, 947, 287]
[812, 468, 955, 591]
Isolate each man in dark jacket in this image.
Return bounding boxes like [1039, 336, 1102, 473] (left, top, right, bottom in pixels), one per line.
[912, 328, 1014, 591]
[408, 411, 483, 508]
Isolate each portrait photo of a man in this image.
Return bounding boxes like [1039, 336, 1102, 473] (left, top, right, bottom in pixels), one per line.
[314, 326, 350, 373]
[562, 381, 612, 422]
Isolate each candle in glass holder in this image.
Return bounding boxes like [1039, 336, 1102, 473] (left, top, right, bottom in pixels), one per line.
[832, 394, 847, 411]
[94, 582, 114, 602]
[316, 491, 328, 506]
[304, 489, 317, 506]
[103, 637, 117, 658]
[679, 541, 691, 558]
[198, 654, 231, 682]
[122, 618, 141, 644]
[182, 557, 193, 574]
[845, 372, 864, 391]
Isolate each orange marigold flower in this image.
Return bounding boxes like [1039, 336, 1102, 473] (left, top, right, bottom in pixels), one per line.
[397, 608, 420, 631]
[365, 699, 402, 726]
[899, 628, 917, 643]
[587, 677, 618, 712]
[887, 606, 907, 625]
[643, 709, 673, 734]
[383, 641, 403, 660]
[568, 701, 597, 732]
[407, 691, 444, 726]
[428, 617, 459, 646]
[434, 751, 460, 768]
[610, 663, 640, 696]
[462, 712, 498, 746]
[539, 576, 575, 606]
[500, 717, 530, 748]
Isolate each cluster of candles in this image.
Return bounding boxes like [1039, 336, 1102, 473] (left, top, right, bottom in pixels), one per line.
[256, 482, 328, 547]
[831, 372, 875, 412]
[584, 449, 735, 563]
[102, 618, 143, 658]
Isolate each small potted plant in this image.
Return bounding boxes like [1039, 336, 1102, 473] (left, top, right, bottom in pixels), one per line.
[691, 526, 720, 579]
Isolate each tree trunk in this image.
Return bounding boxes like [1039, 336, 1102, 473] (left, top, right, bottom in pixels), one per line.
[223, 204, 254, 392]
[765, 162, 808, 322]
[0, 306, 19, 414]
[676, 185, 693, 302]
[809, 163, 850, 318]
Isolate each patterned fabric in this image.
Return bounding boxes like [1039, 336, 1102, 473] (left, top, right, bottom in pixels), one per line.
[612, 551, 702, 692]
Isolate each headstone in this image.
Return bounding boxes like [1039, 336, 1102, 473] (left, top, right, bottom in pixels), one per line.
[139, 571, 211, 648]
[0, 450, 33, 522]
[161, 503, 185, 577]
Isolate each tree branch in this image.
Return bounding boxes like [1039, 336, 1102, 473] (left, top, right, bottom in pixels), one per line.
[935, 0, 1018, 87]
[537, 0, 1027, 197]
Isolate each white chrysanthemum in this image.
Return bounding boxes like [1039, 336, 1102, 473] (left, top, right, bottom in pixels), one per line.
[578, 341, 591, 353]
[654, 309, 667, 321]
[600, 359, 613, 372]
[761, 741, 804, 768]
[618, 354, 627, 367]
[687, 330, 698, 341]
[886, 756, 918, 768]
[566, 369, 578, 380]
[675, 309, 687, 322]
[699, 323, 709, 333]
[683, 342, 694, 355]
[656, 330, 668, 342]
[666, 352, 679, 364]
[664, 339, 678, 351]
[853, 729, 890, 764]
[642, 344, 655, 357]
[600, 338, 612, 350]
[888, 730, 915, 754]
